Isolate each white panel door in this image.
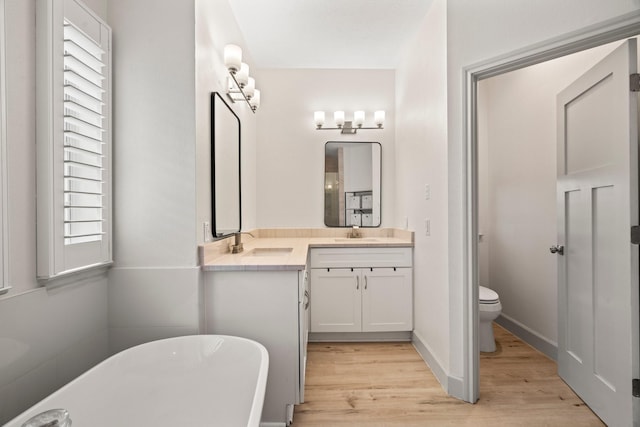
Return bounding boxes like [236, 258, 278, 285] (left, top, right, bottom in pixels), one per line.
[362, 268, 413, 332]
[556, 39, 639, 426]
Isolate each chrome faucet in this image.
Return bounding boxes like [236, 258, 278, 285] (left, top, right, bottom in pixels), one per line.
[347, 225, 362, 239]
[230, 231, 255, 254]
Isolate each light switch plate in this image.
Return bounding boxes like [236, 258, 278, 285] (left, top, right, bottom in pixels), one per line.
[203, 221, 211, 242]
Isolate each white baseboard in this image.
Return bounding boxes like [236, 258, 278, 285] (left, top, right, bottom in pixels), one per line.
[447, 374, 465, 401]
[495, 314, 558, 361]
[411, 331, 465, 400]
[309, 331, 411, 342]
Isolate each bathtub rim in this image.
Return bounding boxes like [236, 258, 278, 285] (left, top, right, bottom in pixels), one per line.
[7, 334, 270, 427]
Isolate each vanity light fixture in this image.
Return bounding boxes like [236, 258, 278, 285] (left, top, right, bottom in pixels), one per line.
[314, 110, 385, 134]
[224, 44, 260, 113]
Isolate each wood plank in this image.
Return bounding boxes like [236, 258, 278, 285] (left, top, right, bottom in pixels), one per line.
[292, 324, 604, 426]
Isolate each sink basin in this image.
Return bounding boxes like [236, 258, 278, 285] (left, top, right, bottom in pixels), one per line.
[334, 238, 379, 242]
[244, 247, 293, 257]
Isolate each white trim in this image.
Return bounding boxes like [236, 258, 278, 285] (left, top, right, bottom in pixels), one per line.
[462, 9, 640, 405]
[413, 331, 457, 398]
[495, 315, 558, 361]
[0, 0, 8, 294]
[36, 0, 112, 279]
[309, 331, 411, 342]
[463, 61, 479, 404]
[41, 261, 111, 289]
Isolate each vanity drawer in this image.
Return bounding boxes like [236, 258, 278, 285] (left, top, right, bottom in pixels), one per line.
[310, 247, 412, 268]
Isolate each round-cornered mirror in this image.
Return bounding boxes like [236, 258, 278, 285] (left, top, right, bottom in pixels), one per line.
[211, 92, 241, 238]
[324, 141, 381, 227]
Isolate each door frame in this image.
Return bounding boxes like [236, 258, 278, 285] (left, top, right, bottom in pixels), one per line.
[463, 10, 640, 403]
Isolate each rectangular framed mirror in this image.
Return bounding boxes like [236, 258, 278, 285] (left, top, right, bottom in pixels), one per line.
[324, 141, 381, 227]
[211, 92, 241, 238]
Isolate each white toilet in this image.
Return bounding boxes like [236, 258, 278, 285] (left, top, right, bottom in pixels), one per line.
[479, 286, 502, 352]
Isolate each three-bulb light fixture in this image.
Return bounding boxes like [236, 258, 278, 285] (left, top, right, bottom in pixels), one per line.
[314, 110, 385, 134]
[224, 44, 260, 112]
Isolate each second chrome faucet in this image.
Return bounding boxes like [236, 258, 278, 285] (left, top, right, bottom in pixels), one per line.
[230, 231, 255, 253]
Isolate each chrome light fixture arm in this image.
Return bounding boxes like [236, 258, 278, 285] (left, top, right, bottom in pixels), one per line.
[227, 71, 256, 113]
[223, 44, 260, 113]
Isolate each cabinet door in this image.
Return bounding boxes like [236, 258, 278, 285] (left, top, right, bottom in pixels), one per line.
[362, 268, 413, 332]
[310, 268, 361, 332]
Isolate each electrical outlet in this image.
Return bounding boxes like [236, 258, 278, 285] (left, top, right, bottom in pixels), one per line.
[203, 221, 211, 242]
[425, 184, 431, 200]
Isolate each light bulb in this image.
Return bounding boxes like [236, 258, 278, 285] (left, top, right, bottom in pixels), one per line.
[334, 111, 345, 128]
[250, 89, 261, 110]
[224, 44, 242, 73]
[237, 63, 249, 87]
[374, 110, 385, 128]
[314, 111, 325, 128]
[354, 111, 365, 127]
[245, 77, 255, 99]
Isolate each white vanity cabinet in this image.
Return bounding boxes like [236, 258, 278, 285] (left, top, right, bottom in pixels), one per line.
[310, 247, 413, 335]
[204, 267, 309, 426]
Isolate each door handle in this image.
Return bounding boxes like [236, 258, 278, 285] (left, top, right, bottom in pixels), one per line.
[356, 276, 360, 290]
[549, 245, 564, 255]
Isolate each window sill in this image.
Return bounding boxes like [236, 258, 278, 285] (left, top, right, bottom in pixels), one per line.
[39, 261, 113, 289]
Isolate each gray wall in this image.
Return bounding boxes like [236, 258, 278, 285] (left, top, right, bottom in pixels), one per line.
[0, 0, 109, 423]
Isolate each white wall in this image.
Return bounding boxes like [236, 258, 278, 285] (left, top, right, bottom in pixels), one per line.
[108, 0, 197, 269]
[0, 0, 109, 423]
[194, 0, 258, 235]
[107, 0, 201, 353]
[107, 0, 258, 353]
[255, 69, 395, 228]
[344, 144, 372, 193]
[3, 2, 637, 421]
[478, 42, 619, 353]
[395, 0, 451, 389]
[446, 0, 640, 392]
[477, 83, 490, 290]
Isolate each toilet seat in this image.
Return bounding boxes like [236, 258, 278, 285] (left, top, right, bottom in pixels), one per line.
[479, 286, 499, 304]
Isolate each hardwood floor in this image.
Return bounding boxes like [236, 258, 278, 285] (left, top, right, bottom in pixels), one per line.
[291, 324, 605, 426]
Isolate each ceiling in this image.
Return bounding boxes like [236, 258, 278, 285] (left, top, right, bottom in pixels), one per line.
[227, 0, 435, 69]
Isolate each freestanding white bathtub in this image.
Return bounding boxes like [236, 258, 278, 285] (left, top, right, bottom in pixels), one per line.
[6, 335, 269, 427]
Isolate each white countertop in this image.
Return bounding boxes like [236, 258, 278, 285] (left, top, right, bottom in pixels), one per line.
[199, 229, 414, 272]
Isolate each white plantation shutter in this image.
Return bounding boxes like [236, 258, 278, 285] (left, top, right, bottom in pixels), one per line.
[37, 0, 112, 279]
[63, 19, 105, 245]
